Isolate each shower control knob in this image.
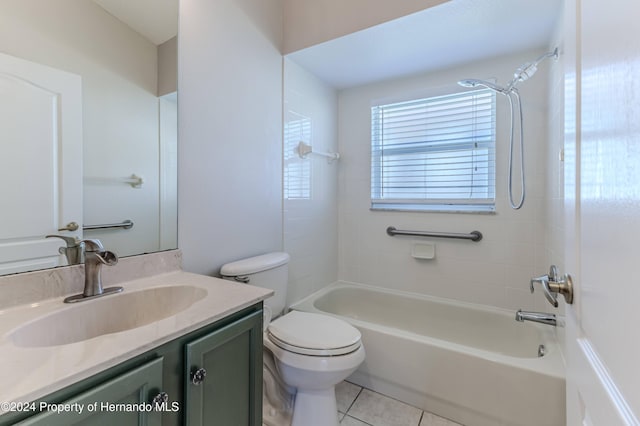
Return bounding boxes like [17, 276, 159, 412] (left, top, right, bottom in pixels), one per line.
[191, 367, 207, 385]
[530, 265, 574, 307]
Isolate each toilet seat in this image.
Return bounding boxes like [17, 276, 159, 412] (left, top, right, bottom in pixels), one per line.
[267, 311, 361, 356]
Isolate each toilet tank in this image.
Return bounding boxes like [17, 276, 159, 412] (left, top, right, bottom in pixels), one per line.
[220, 252, 290, 317]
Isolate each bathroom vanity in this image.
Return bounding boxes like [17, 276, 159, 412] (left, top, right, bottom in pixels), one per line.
[0, 252, 272, 426]
[2, 306, 262, 426]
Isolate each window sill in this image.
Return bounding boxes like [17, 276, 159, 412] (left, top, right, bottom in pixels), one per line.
[370, 203, 496, 214]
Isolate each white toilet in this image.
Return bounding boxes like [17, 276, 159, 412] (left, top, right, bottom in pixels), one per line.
[220, 252, 365, 426]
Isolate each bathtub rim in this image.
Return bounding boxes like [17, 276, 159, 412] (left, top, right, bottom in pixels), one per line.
[290, 280, 566, 379]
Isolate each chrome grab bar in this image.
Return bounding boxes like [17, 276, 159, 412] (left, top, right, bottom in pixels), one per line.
[83, 220, 134, 231]
[386, 226, 483, 242]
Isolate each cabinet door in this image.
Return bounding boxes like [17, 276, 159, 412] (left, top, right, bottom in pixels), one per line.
[184, 310, 263, 426]
[18, 358, 165, 426]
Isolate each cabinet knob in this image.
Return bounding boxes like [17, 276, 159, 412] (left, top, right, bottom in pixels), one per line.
[191, 367, 207, 385]
[151, 391, 169, 407]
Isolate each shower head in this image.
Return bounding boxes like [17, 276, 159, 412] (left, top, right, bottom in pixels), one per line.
[507, 47, 559, 90]
[457, 79, 508, 94]
[457, 48, 558, 211]
[460, 48, 559, 95]
[514, 62, 539, 82]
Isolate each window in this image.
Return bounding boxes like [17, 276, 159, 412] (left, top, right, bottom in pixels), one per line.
[371, 88, 496, 212]
[284, 111, 312, 200]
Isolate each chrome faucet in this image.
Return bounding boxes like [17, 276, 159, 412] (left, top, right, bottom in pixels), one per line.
[515, 310, 557, 326]
[64, 239, 123, 303]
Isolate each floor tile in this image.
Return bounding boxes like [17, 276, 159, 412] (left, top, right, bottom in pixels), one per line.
[419, 412, 464, 426]
[336, 380, 362, 414]
[348, 388, 423, 426]
[341, 415, 373, 426]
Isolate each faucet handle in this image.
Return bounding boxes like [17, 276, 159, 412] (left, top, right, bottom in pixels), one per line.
[540, 280, 559, 308]
[530, 274, 548, 293]
[530, 274, 559, 308]
[81, 239, 105, 252]
[530, 265, 574, 308]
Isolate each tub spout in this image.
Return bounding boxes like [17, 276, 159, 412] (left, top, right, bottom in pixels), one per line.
[515, 309, 556, 327]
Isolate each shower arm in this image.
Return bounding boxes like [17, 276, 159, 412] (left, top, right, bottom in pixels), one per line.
[506, 48, 559, 92]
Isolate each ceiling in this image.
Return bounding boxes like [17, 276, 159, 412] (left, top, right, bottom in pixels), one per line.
[92, 0, 178, 45]
[287, 0, 563, 89]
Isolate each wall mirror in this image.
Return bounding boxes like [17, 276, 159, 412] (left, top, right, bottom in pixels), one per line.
[0, 0, 178, 276]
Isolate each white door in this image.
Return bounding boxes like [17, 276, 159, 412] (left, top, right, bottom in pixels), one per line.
[564, 0, 640, 424]
[0, 52, 82, 274]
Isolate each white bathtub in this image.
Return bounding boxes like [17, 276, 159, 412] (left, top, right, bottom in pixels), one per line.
[291, 282, 565, 426]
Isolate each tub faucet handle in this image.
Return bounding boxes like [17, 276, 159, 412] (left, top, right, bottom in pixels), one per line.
[530, 265, 574, 308]
[530, 275, 558, 308]
[530, 274, 548, 292]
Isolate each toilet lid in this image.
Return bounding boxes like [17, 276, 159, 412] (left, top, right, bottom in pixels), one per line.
[267, 311, 361, 356]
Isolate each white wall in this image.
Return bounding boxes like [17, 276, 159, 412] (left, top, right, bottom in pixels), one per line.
[158, 37, 177, 96]
[542, 21, 568, 314]
[338, 50, 554, 311]
[283, 0, 448, 54]
[0, 0, 163, 257]
[283, 59, 339, 306]
[178, 0, 284, 276]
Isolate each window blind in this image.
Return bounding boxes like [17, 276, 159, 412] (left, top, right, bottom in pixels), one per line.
[284, 113, 311, 200]
[371, 89, 496, 211]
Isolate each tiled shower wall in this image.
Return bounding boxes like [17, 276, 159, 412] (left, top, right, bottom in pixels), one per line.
[337, 50, 555, 311]
[283, 59, 339, 306]
[540, 24, 568, 313]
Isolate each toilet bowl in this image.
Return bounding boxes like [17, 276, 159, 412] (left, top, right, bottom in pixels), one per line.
[265, 311, 365, 426]
[220, 253, 365, 426]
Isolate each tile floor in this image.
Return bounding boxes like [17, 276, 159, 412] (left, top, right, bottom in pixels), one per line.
[336, 381, 463, 426]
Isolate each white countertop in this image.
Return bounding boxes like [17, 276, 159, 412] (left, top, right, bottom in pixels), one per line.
[0, 270, 272, 408]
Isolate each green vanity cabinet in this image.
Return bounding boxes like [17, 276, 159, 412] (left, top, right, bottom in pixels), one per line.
[1, 304, 263, 426]
[18, 358, 165, 426]
[184, 309, 263, 426]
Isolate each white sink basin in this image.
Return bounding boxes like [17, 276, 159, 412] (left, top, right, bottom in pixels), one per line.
[10, 285, 207, 348]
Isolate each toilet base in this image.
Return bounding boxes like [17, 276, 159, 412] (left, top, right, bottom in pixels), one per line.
[291, 387, 338, 426]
